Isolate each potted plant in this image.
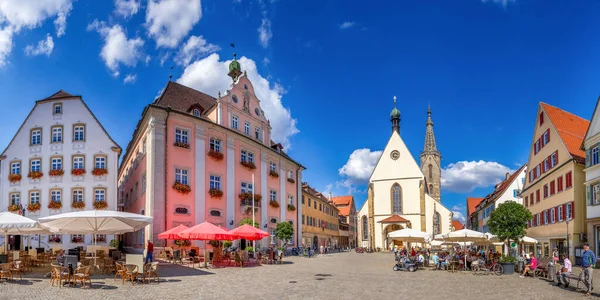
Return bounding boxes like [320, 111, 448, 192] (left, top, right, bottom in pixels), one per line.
[208, 188, 223, 198]
[269, 200, 280, 208]
[208, 240, 220, 248]
[174, 141, 190, 149]
[240, 161, 256, 170]
[207, 149, 224, 161]
[91, 168, 108, 176]
[27, 202, 41, 212]
[254, 194, 262, 201]
[49, 235, 62, 243]
[173, 182, 191, 194]
[269, 170, 279, 178]
[287, 204, 296, 211]
[93, 201, 108, 210]
[174, 239, 191, 247]
[48, 169, 64, 177]
[71, 168, 86, 176]
[109, 239, 120, 249]
[223, 241, 233, 249]
[8, 173, 21, 183]
[7, 204, 20, 212]
[27, 171, 43, 180]
[499, 255, 517, 275]
[71, 201, 85, 209]
[287, 178, 295, 184]
[48, 201, 62, 210]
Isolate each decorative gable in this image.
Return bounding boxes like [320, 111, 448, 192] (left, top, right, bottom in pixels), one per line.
[370, 131, 424, 182]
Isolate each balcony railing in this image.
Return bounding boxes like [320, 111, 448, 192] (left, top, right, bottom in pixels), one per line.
[240, 199, 261, 207]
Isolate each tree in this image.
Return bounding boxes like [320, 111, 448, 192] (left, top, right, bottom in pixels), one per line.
[239, 218, 259, 228]
[275, 222, 294, 247]
[487, 201, 532, 255]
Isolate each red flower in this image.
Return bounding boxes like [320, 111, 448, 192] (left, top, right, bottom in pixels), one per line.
[269, 200, 280, 208]
[269, 170, 279, 178]
[71, 169, 86, 176]
[27, 171, 43, 180]
[27, 203, 41, 212]
[7, 205, 20, 212]
[71, 201, 85, 209]
[240, 161, 256, 170]
[173, 182, 191, 194]
[174, 141, 190, 149]
[209, 188, 223, 198]
[207, 149, 224, 161]
[92, 168, 108, 176]
[287, 204, 296, 211]
[93, 201, 108, 210]
[8, 174, 21, 183]
[49, 169, 64, 177]
[287, 178, 296, 184]
[48, 201, 62, 210]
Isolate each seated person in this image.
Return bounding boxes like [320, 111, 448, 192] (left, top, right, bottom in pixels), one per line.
[432, 252, 439, 269]
[556, 255, 572, 288]
[520, 253, 537, 278]
[417, 252, 425, 266]
[56, 249, 65, 266]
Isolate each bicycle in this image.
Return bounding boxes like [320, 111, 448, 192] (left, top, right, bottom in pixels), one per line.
[471, 259, 503, 276]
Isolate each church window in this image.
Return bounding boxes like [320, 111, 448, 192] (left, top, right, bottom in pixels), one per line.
[429, 184, 434, 195]
[391, 184, 402, 214]
[433, 212, 441, 235]
[362, 216, 368, 240]
[428, 164, 433, 180]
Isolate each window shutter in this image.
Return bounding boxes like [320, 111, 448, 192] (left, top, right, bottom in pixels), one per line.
[587, 185, 592, 206]
[547, 129, 550, 143]
[554, 207, 558, 222]
[586, 148, 591, 168]
[571, 201, 575, 219]
[562, 204, 566, 220]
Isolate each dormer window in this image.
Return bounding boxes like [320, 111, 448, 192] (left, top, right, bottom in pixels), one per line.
[192, 109, 201, 117]
[53, 103, 62, 115]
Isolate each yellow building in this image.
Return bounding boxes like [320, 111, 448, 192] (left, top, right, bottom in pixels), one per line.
[301, 183, 340, 250]
[522, 102, 589, 261]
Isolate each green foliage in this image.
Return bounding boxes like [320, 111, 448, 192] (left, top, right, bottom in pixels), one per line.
[223, 241, 232, 249]
[275, 222, 294, 246]
[208, 240, 220, 248]
[239, 218, 259, 228]
[488, 201, 532, 245]
[109, 239, 119, 248]
[246, 246, 254, 252]
[499, 255, 517, 263]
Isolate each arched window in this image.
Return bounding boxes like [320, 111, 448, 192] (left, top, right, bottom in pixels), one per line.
[391, 184, 402, 214]
[362, 216, 368, 240]
[192, 109, 201, 117]
[429, 184, 434, 195]
[433, 212, 441, 235]
[428, 164, 433, 179]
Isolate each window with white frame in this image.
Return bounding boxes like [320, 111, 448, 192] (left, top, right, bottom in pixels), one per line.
[270, 190, 277, 201]
[53, 103, 62, 115]
[244, 121, 250, 135]
[51, 157, 62, 170]
[73, 156, 84, 170]
[175, 169, 188, 185]
[558, 205, 563, 222]
[30, 159, 41, 172]
[270, 229, 277, 245]
[29, 190, 40, 204]
[31, 129, 41, 145]
[95, 156, 106, 169]
[270, 162, 276, 172]
[241, 182, 253, 193]
[192, 109, 201, 117]
[593, 183, 600, 205]
[95, 189, 106, 202]
[51, 126, 63, 143]
[141, 173, 146, 193]
[255, 127, 260, 139]
[10, 193, 20, 205]
[566, 203, 572, 220]
[536, 214, 540, 226]
[232, 115, 239, 129]
[175, 128, 188, 144]
[74, 125, 85, 141]
[241, 150, 254, 163]
[550, 208, 556, 223]
[11, 161, 20, 175]
[543, 130, 549, 145]
[72, 189, 83, 203]
[288, 195, 294, 205]
[593, 146, 600, 166]
[209, 138, 221, 152]
[543, 210, 548, 225]
[51, 189, 62, 202]
[551, 152, 558, 168]
[210, 175, 221, 190]
[544, 159, 550, 173]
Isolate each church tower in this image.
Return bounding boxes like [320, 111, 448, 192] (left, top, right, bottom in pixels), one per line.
[420, 106, 441, 201]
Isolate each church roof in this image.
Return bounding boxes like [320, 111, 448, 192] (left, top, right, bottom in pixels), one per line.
[378, 215, 410, 224]
[40, 89, 75, 101]
[451, 220, 464, 230]
[423, 106, 438, 153]
[540, 102, 589, 164]
[467, 197, 484, 217]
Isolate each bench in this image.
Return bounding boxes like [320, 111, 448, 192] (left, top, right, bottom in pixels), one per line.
[563, 273, 594, 293]
[534, 258, 549, 278]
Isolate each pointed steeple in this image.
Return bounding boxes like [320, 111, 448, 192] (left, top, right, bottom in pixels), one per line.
[390, 96, 401, 134]
[424, 105, 438, 152]
[420, 105, 441, 201]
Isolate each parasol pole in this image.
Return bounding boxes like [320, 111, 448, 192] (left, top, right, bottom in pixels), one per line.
[252, 173, 256, 259]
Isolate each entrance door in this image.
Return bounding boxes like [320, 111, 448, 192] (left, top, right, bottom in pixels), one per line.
[313, 236, 318, 250]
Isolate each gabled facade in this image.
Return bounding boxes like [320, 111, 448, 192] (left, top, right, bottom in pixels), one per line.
[300, 183, 340, 250]
[473, 165, 527, 233]
[118, 55, 304, 251]
[466, 197, 484, 231]
[0, 90, 121, 250]
[582, 97, 600, 257]
[331, 195, 357, 248]
[522, 102, 588, 261]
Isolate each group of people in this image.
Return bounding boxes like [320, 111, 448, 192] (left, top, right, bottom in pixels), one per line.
[429, 249, 499, 271]
[520, 242, 596, 297]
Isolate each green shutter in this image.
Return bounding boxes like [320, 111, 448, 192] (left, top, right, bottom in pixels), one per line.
[587, 148, 591, 168]
[587, 185, 593, 206]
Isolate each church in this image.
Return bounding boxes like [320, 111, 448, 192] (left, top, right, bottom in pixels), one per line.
[357, 97, 453, 250]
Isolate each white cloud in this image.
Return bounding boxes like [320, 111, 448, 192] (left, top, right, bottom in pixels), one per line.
[174, 35, 220, 66]
[123, 73, 137, 84]
[24, 34, 54, 56]
[452, 211, 466, 223]
[263, 57, 270, 65]
[0, 0, 73, 65]
[177, 53, 299, 149]
[145, 0, 202, 48]
[338, 148, 383, 182]
[481, 0, 515, 7]
[441, 160, 513, 193]
[115, 0, 141, 18]
[88, 20, 145, 77]
[257, 18, 272, 48]
[339, 21, 355, 29]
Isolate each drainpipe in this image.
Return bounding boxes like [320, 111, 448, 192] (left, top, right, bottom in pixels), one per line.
[164, 107, 171, 237]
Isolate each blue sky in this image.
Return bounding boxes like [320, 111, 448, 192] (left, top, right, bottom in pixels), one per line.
[0, 0, 598, 222]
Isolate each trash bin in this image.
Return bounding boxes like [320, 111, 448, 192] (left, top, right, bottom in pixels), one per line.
[548, 264, 556, 281]
[518, 261, 524, 272]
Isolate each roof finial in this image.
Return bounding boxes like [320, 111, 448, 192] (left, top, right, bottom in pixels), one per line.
[393, 95, 397, 106]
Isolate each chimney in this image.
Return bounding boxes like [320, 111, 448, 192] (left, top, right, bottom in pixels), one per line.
[505, 172, 510, 180]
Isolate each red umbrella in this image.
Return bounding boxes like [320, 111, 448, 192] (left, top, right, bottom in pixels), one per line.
[229, 224, 269, 241]
[178, 221, 236, 241]
[157, 224, 189, 240]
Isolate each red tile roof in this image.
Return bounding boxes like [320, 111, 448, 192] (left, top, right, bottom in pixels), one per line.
[331, 196, 353, 216]
[541, 102, 589, 164]
[467, 197, 484, 217]
[476, 165, 526, 211]
[42, 90, 74, 100]
[451, 220, 464, 230]
[378, 215, 410, 224]
[153, 81, 216, 115]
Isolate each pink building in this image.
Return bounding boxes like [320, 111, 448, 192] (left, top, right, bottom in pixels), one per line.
[118, 55, 304, 251]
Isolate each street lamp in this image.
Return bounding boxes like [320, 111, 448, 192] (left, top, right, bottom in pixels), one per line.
[251, 173, 256, 258]
[566, 218, 570, 260]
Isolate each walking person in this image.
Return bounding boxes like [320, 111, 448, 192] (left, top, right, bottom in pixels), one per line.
[581, 243, 597, 297]
[145, 240, 154, 265]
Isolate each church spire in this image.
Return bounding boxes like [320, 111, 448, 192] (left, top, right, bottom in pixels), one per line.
[420, 105, 441, 202]
[390, 96, 401, 134]
[424, 105, 437, 152]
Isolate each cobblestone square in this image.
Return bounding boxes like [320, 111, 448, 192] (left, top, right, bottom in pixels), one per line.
[0, 252, 598, 300]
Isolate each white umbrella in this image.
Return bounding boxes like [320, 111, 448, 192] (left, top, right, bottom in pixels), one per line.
[520, 236, 538, 244]
[0, 212, 38, 252]
[442, 229, 488, 269]
[39, 210, 153, 266]
[387, 228, 430, 243]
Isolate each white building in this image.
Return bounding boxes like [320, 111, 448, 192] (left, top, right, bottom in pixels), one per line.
[358, 99, 453, 250]
[584, 97, 600, 256]
[0, 90, 121, 251]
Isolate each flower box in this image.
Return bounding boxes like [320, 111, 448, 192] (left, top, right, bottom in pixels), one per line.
[27, 202, 41, 212]
[48, 201, 62, 210]
[238, 192, 252, 201]
[173, 182, 191, 194]
[94, 235, 106, 243]
[254, 194, 262, 201]
[71, 201, 85, 209]
[240, 161, 256, 170]
[287, 204, 296, 211]
[7, 205, 20, 212]
[92, 168, 108, 176]
[72, 237, 84, 243]
[94, 201, 108, 210]
[209, 188, 223, 198]
[269, 170, 279, 178]
[269, 200, 280, 208]
[207, 149, 224, 161]
[8, 174, 21, 183]
[49, 169, 64, 177]
[49, 236, 62, 243]
[71, 169, 86, 176]
[174, 141, 190, 149]
[287, 178, 296, 184]
[27, 171, 43, 180]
